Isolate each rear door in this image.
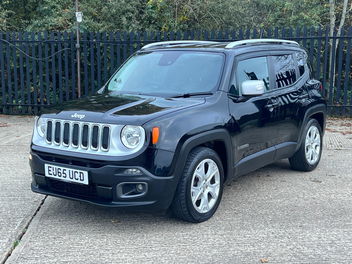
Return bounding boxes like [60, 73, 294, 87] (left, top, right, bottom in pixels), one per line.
[268, 51, 309, 159]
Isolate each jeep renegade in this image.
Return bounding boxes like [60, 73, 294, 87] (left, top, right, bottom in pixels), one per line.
[30, 39, 326, 222]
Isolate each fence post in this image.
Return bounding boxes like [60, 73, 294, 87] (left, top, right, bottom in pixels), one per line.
[63, 32, 70, 101]
[336, 29, 345, 115]
[329, 29, 337, 114]
[343, 27, 352, 116]
[38, 32, 44, 112]
[5, 33, 12, 114]
[18, 32, 24, 114]
[0, 33, 5, 113]
[322, 27, 330, 98]
[57, 32, 63, 104]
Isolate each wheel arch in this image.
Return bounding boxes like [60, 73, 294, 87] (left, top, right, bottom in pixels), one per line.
[171, 129, 234, 184]
[309, 112, 325, 133]
[296, 103, 326, 151]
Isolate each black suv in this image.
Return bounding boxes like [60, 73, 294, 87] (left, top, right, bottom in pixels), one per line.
[30, 39, 326, 222]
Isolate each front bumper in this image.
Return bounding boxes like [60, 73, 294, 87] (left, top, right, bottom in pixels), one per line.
[30, 151, 177, 210]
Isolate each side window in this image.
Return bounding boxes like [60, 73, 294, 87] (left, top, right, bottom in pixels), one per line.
[295, 51, 308, 77]
[272, 54, 297, 89]
[231, 56, 270, 95]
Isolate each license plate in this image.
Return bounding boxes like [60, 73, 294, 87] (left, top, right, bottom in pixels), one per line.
[44, 164, 89, 185]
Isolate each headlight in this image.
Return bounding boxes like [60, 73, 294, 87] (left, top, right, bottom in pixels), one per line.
[36, 117, 46, 137]
[120, 125, 145, 149]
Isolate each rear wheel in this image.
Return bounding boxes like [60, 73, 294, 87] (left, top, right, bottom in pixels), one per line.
[171, 147, 224, 223]
[289, 119, 323, 171]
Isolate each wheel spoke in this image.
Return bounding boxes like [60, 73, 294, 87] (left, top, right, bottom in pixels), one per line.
[310, 149, 315, 161]
[306, 147, 312, 161]
[207, 183, 219, 201]
[195, 163, 206, 181]
[191, 186, 203, 203]
[311, 149, 315, 161]
[200, 193, 209, 212]
[313, 136, 320, 145]
[205, 163, 218, 184]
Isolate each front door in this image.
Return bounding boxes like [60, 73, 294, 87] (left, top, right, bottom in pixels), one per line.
[228, 55, 279, 176]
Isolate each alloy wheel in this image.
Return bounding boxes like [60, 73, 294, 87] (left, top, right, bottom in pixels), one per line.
[305, 125, 321, 165]
[190, 158, 220, 213]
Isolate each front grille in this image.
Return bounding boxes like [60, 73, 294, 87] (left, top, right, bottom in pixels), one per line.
[46, 120, 110, 152]
[33, 118, 139, 157]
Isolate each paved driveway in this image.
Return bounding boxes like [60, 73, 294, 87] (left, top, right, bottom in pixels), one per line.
[0, 116, 352, 264]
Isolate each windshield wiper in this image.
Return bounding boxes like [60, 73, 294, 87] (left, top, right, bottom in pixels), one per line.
[169, 92, 214, 98]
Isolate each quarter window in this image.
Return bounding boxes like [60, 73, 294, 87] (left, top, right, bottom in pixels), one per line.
[272, 54, 297, 89]
[232, 57, 270, 95]
[295, 51, 307, 76]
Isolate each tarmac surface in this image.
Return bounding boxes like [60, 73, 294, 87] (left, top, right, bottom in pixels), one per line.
[0, 115, 351, 264]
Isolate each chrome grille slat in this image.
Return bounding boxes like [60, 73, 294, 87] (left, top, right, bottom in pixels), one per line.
[87, 124, 91, 148]
[53, 121, 60, 145]
[62, 122, 70, 146]
[91, 125, 99, 150]
[60, 120, 64, 146]
[51, 122, 54, 143]
[81, 124, 88, 149]
[101, 126, 110, 151]
[78, 122, 83, 149]
[68, 123, 72, 146]
[71, 122, 79, 148]
[97, 124, 102, 150]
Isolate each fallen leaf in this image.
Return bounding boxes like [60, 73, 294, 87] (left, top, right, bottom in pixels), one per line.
[0, 123, 9, 127]
[260, 258, 269, 263]
[311, 179, 322, 183]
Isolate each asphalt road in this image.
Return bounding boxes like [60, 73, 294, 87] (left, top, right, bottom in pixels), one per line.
[0, 116, 352, 264]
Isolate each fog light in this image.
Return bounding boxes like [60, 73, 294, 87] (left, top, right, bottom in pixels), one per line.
[136, 183, 144, 193]
[124, 168, 142, 175]
[116, 182, 148, 198]
[29, 154, 32, 161]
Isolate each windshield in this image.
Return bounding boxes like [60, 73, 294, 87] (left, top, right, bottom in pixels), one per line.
[107, 51, 224, 96]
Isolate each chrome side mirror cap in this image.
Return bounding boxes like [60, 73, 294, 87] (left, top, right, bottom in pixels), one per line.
[241, 80, 265, 96]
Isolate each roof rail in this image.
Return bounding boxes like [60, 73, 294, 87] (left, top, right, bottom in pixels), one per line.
[225, 39, 299, 49]
[142, 40, 219, 50]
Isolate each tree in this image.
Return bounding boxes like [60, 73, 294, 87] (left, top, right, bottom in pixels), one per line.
[0, 0, 351, 32]
[0, 5, 13, 31]
[0, 0, 42, 30]
[329, 0, 352, 89]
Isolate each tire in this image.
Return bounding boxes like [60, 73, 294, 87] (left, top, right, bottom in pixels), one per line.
[171, 147, 224, 223]
[289, 119, 323, 171]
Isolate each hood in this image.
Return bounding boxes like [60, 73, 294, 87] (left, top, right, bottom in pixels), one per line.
[41, 93, 205, 125]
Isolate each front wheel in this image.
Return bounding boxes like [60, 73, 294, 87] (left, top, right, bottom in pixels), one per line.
[289, 119, 323, 171]
[171, 147, 224, 223]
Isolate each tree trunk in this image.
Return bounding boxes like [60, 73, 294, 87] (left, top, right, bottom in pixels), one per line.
[330, 0, 350, 97]
[336, 0, 349, 39]
[329, 0, 336, 91]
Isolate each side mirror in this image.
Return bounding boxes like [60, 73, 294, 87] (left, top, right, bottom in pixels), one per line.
[241, 80, 265, 96]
